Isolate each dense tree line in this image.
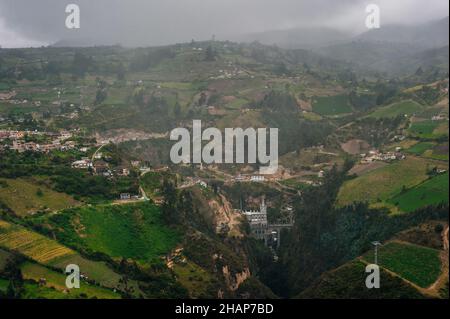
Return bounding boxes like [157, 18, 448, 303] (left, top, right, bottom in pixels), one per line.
[129, 47, 175, 72]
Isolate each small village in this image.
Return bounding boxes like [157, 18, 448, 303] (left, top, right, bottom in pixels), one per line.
[0, 129, 84, 153]
[359, 149, 406, 164]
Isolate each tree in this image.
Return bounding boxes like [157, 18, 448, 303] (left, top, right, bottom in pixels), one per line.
[198, 92, 207, 106]
[95, 88, 107, 105]
[45, 61, 62, 76]
[36, 188, 44, 197]
[204, 45, 216, 62]
[415, 66, 424, 76]
[3, 258, 24, 299]
[94, 79, 108, 105]
[116, 62, 126, 81]
[174, 101, 181, 117]
[6, 280, 16, 299]
[132, 87, 145, 106]
[71, 52, 93, 78]
[118, 275, 135, 299]
[161, 179, 179, 225]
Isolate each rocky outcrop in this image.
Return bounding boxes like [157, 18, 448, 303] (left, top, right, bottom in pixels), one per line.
[222, 265, 251, 291]
[209, 194, 244, 238]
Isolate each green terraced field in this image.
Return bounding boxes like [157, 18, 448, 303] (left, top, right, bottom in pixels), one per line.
[424, 143, 450, 161]
[368, 100, 424, 118]
[408, 120, 442, 139]
[47, 202, 180, 263]
[388, 172, 449, 212]
[312, 95, 352, 116]
[406, 142, 435, 155]
[0, 220, 124, 289]
[336, 157, 435, 207]
[297, 260, 424, 299]
[21, 262, 120, 299]
[0, 178, 80, 216]
[363, 242, 441, 288]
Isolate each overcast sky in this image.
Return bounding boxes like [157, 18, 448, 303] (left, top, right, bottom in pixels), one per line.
[0, 0, 448, 48]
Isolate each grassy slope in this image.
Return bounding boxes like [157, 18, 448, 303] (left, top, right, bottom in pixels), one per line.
[21, 262, 120, 299]
[362, 241, 442, 288]
[406, 142, 435, 155]
[409, 120, 447, 139]
[0, 220, 75, 264]
[312, 95, 352, 116]
[368, 100, 425, 118]
[297, 260, 424, 299]
[49, 202, 180, 263]
[0, 178, 79, 216]
[409, 120, 439, 135]
[336, 156, 442, 207]
[0, 220, 123, 289]
[388, 172, 449, 212]
[171, 260, 216, 298]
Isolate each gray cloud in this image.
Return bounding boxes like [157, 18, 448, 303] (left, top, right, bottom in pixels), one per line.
[0, 0, 448, 47]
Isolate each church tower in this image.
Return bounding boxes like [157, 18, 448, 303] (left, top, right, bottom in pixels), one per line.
[260, 196, 267, 215]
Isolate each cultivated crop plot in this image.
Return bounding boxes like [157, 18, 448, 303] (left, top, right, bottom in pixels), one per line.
[0, 0, 448, 314]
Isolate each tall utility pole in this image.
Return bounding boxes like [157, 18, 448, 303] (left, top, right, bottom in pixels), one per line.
[372, 241, 382, 265]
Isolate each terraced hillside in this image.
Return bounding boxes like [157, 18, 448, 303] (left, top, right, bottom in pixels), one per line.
[0, 178, 79, 216]
[0, 220, 75, 264]
[21, 262, 120, 299]
[362, 241, 442, 288]
[336, 156, 448, 212]
[36, 202, 180, 264]
[299, 224, 448, 299]
[0, 220, 124, 289]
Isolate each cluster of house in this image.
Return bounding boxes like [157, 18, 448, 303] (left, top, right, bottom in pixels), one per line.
[0, 91, 17, 100]
[72, 153, 131, 179]
[360, 149, 405, 164]
[391, 135, 406, 142]
[119, 193, 141, 201]
[71, 158, 93, 169]
[431, 114, 448, 121]
[0, 129, 84, 153]
[212, 67, 247, 80]
[234, 174, 267, 182]
[0, 90, 42, 106]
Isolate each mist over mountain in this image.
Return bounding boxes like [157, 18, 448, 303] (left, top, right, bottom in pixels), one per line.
[356, 16, 449, 48]
[315, 17, 449, 75]
[234, 27, 353, 49]
[0, 0, 449, 49]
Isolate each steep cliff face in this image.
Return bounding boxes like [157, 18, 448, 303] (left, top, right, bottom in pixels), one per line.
[222, 265, 251, 291]
[208, 194, 244, 238]
[171, 187, 275, 298]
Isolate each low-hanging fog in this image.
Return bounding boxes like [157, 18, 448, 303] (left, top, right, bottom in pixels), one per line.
[0, 0, 448, 48]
